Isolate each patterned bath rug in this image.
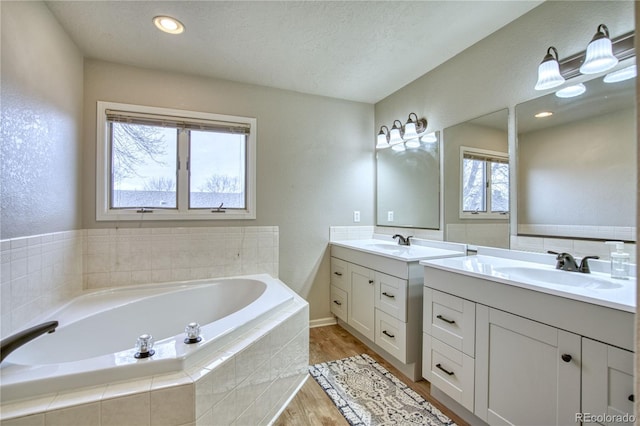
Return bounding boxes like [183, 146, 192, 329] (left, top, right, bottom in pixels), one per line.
[309, 353, 456, 426]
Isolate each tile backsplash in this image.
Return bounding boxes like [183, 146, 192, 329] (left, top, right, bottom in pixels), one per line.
[1, 226, 279, 338]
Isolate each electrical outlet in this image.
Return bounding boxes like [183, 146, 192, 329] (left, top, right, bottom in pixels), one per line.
[387, 211, 394, 222]
[353, 211, 361, 223]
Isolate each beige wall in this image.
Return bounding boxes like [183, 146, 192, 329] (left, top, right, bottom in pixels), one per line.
[82, 60, 374, 321]
[518, 108, 636, 227]
[1, 1, 84, 239]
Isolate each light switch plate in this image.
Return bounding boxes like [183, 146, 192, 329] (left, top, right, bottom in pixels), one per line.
[353, 211, 361, 222]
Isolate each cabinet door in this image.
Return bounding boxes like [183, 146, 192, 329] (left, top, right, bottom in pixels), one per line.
[475, 306, 580, 426]
[582, 338, 634, 425]
[348, 264, 375, 341]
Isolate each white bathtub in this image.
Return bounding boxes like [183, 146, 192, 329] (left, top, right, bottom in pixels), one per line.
[1, 274, 295, 402]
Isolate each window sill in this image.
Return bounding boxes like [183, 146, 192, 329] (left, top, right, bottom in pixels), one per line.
[96, 209, 256, 221]
[459, 213, 510, 220]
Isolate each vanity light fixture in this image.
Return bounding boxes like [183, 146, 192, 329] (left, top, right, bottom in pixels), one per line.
[555, 83, 586, 98]
[534, 111, 553, 118]
[580, 24, 618, 74]
[153, 15, 185, 34]
[376, 126, 391, 149]
[604, 64, 637, 83]
[388, 120, 404, 145]
[535, 47, 565, 91]
[402, 113, 428, 140]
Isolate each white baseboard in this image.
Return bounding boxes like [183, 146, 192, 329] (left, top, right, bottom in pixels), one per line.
[309, 317, 337, 328]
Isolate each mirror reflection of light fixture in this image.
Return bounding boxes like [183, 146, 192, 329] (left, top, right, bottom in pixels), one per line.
[376, 126, 390, 149]
[535, 47, 565, 91]
[389, 120, 404, 145]
[580, 24, 618, 74]
[402, 113, 428, 140]
[421, 132, 438, 143]
[604, 64, 637, 83]
[391, 143, 406, 152]
[555, 83, 586, 98]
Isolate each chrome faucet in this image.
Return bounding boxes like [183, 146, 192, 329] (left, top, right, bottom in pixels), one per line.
[392, 234, 412, 246]
[0, 320, 58, 363]
[548, 251, 599, 273]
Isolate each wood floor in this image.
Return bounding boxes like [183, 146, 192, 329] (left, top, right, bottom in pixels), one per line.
[274, 325, 469, 426]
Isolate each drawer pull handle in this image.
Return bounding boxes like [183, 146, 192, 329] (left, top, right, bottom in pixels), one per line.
[436, 363, 455, 376]
[334, 272, 343, 276]
[382, 292, 395, 299]
[561, 354, 572, 363]
[333, 300, 342, 306]
[436, 315, 456, 325]
[382, 330, 395, 339]
[629, 394, 635, 402]
[369, 279, 374, 284]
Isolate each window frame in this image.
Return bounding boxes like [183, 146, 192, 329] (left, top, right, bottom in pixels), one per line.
[96, 101, 256, 221]
[459, 146, 510, 220]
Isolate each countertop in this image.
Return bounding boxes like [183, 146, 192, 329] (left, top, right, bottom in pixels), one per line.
[420, 255, 636, 313]
[330, 238, 466, 262]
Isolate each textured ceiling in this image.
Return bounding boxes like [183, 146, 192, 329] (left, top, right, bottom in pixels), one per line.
[45, 1, 542, 104]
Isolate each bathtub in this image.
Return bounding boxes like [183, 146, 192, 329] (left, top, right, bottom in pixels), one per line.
[1, 273, 296, 403]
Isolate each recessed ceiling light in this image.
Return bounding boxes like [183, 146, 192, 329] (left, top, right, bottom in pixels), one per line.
[555, 83, 586, 98]
[153, 16, 185, 35]
[534, 111, 553, 118]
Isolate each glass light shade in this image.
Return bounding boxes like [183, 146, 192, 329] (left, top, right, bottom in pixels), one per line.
[376, 132, 390, 149]
[405, 139, 420, 149]
[535, 58, 565, 90]
[580, 37, 618, 74]
[389, 127, 403, 145]
[555, 83, 586, 98]
[391, 143, 406, 152]
[421, 132, 438, 143]
[604, 64, 636, 83]
[403, 121, 419, 140]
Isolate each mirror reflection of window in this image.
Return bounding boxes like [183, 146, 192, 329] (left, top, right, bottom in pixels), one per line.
[460, 147, 509, 218]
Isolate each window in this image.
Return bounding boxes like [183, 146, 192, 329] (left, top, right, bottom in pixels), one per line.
[460, 147, 509, 219]
[96, 101, 256, 220]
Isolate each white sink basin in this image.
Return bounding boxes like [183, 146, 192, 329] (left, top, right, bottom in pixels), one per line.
[493, 267, 623, 290]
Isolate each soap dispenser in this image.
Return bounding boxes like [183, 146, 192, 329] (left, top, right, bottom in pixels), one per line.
[605, 241, 630, 280]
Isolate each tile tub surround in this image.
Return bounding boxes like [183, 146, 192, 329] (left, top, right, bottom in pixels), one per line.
[0, 295, 309, 426]
[0, 231, 84, 339]
[83, 226, 279, 289]
[1, 226, 280, 339]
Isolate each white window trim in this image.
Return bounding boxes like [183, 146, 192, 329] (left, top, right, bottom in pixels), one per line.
[96, 101, 256, 221]
[459, 146, 510, 220]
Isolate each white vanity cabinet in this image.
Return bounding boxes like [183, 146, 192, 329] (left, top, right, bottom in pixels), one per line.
[475, 306, 580, 425]
[421, 256, 635, 426]
[348, 263, 376, 340]
[582, 338, 634, 425]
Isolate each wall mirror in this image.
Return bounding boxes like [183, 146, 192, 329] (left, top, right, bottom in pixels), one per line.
[376, 131, 440, 229]
[516, 62, 636, 242]
[443, 109, 510, 248]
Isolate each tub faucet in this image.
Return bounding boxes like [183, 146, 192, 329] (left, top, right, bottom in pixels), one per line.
[0, 320, 58, 363]
[547, 251, 599, 273]
[393, 234, 412, 246]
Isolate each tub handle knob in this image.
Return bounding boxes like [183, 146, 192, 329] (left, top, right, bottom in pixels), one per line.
[184, 322, 202, 344]
[135, 334, 155, 359]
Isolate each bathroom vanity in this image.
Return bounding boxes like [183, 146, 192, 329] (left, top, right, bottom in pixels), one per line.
[330, 236, 466, 380]
[421, 248, 636, 426]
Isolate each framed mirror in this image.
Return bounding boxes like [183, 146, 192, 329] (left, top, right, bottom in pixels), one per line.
[376, 132, 440, 229]
[443, 109, 510, 248]
[516, 61, 636, 242]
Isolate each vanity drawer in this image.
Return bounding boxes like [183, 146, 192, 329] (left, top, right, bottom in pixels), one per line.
[330, 257, 349, 292]
[422, 334, 474, 412]
[375, 272, 407, 322]
[330, 285, 348, 322]
[423, 288, 475, 357]
[375, 309, 407, 363]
